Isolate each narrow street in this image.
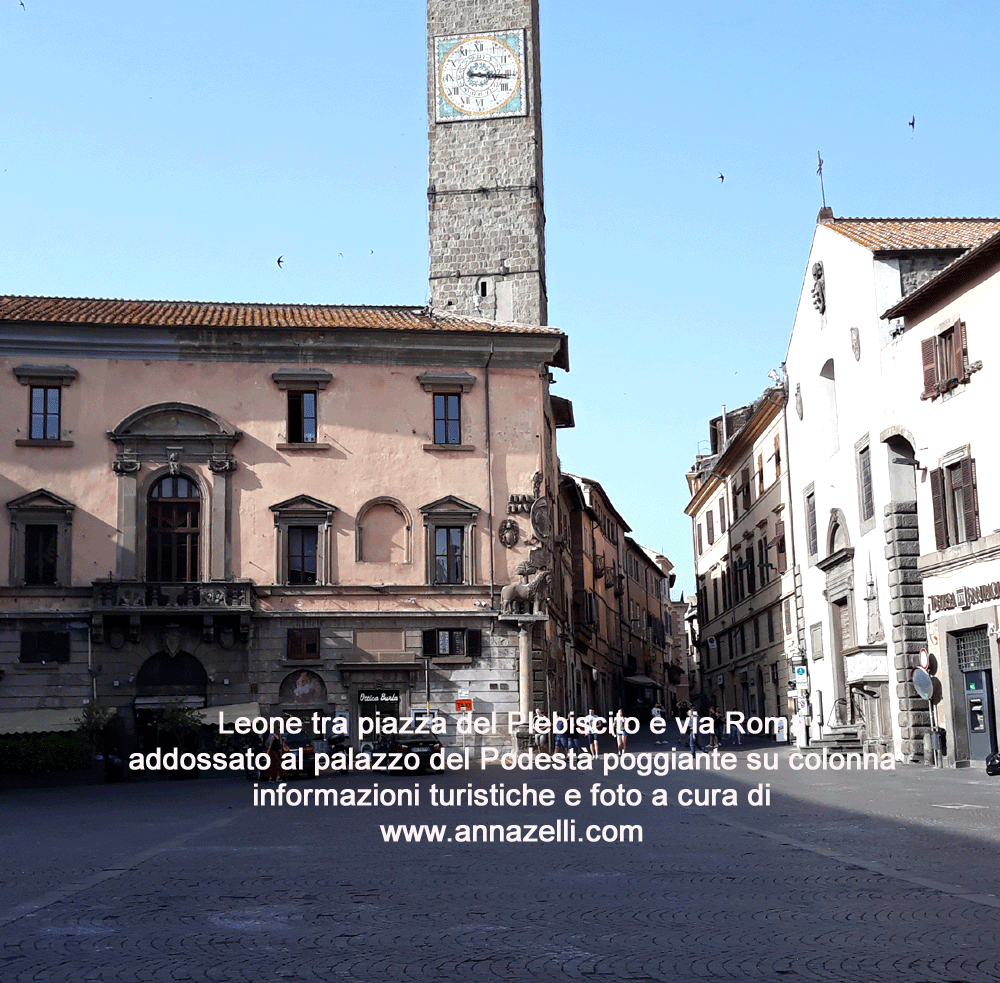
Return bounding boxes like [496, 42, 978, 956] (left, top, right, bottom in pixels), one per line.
[4, 736, 1000, 982]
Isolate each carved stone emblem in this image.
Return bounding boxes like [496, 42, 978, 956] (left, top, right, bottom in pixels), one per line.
[529, 496, 551, 540]
[850, 326, 861, 361]
[795, 382, 803, 420]
[811, 261, 826, 314]
[498, 517, 520, 549]
[112, 459, 141, 475]
[208, 458, 238, 473]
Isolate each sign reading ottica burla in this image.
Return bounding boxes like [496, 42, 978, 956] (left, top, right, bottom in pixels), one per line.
[928, 579, 1000, 614]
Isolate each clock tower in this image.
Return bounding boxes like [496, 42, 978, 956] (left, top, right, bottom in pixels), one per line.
[427, 0, 547, 325]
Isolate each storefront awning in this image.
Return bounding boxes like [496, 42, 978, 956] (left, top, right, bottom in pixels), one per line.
[625, 675, 659, 687]
[0, 707, 83, 735]
[196, 702, 260, 726]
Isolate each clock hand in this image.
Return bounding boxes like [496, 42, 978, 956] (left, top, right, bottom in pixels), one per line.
[466, 71, 512, 80]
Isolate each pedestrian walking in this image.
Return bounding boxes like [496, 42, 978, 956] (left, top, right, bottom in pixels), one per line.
[613, 708, 627, 751]
[687, 707, 706, 755]
[708, 705, 722, 748]
[583, 707, 601, 755]
[264, 728, 288, 781]
[727, 712, 743, 746]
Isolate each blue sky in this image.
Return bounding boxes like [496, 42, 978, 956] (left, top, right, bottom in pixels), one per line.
[4, 1, 1000, 594]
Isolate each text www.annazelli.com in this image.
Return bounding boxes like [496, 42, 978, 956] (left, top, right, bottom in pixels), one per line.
[379, 820, 642, 844]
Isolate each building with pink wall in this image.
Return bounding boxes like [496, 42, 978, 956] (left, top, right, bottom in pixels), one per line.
[0, 297, 570, 753]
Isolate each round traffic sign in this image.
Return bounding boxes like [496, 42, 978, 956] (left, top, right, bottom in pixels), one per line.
[912, 667, 933, 700]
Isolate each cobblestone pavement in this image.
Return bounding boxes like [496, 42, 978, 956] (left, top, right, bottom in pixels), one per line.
[4, 738, 1000, 982]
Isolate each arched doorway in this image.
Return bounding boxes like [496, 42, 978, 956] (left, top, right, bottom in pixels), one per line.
[134, 651, 208, 753]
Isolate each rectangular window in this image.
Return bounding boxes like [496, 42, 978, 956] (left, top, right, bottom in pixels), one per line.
[931, 455, 980, 549]
[30, 386, 61, 440]
[697, 523, 703, 555]
[24, 524, 58, 585]
[20, 630, 70, 664]
[746, 540, 756, 594]
[774, 520, 787, 573]
[767, 608, 775, 643]
[757, 454, 764, 493]
[287, 628, 320, 660]
[712, 577, 719, 617]
[753, 615, 760, 650]
[434, 526, 464, 584]
[783, 597, 792, 636]
[774, 434, 781, 478]
[858, 444, 874, 522]
[805, 492, 818, 557]
[758, 538, 769, 586]
[706, 510, 715, 545]
[922, 320, 972, 399]
[287, 526, 318, 584]
[434, 394, 461, 445]
[741, 467, 751, 510]
[810, 622, 824, 660]
[718, 496, 727, 533]
[287, 391, 317, 443]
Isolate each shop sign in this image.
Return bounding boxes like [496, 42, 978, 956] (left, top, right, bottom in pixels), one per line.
[928, 580, 1000, 614]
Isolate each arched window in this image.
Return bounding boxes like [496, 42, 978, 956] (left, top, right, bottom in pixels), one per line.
[147, 474, 200, 582]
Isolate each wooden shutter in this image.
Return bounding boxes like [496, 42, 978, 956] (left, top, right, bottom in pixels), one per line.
[954, 320, 970, 383]
[697, 523, 703, 554]
[741, 468, 751, 509]
[775, 521, 787, 573]
[929, 468, 947, 550]
[706, 511, 714, 545]
[921, 336, 939, 398]
[960, 456, 980, 541]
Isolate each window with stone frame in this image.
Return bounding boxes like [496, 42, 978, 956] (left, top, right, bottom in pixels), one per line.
[287, 628, 320, 660]
[419, 495, 479, 586]
[921, 319, 980, 401]
[930, 451, 980, 550]
[270, 494, 337, 586]
[418, 371, 476, 451]
[6, 489, 75, 587]
[706, 509, 714, 546]
[13, 365, 78, 447]
[805, 488, 818, 558]
[20, 629, 70, 664]
[271, 368, 332, 449]
[857, 442, 874, 525]
[423, 627, 482, 659]
[718, 495, 727, 534]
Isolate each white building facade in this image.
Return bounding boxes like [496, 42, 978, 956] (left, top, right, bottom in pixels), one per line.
[784, 212, 1000, 761]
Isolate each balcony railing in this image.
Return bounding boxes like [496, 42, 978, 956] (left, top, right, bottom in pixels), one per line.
[92, 580, 255, 612]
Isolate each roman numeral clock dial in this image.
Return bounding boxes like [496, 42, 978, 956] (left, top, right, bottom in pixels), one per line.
[435, 30, 527, 121]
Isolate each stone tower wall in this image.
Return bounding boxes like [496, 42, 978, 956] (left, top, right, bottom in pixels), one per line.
[427, 0, 547, 325]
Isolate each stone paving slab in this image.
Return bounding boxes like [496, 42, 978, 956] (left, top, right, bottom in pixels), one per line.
[3, 742, 1000, 981]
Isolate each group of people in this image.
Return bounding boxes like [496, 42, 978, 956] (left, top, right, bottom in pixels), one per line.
[682, 704, 744, 754]
[539, 708, 630, 756]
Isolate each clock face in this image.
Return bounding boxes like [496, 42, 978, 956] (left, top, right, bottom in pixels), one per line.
[435, 30, 526, 121]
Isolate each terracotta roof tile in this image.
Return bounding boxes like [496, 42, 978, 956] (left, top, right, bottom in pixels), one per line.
[824, 217, 1000, 252]
[0, 295, 564, 336]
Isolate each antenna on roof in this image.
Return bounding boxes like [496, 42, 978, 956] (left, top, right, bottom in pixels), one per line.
[816, 151, 827, 210]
